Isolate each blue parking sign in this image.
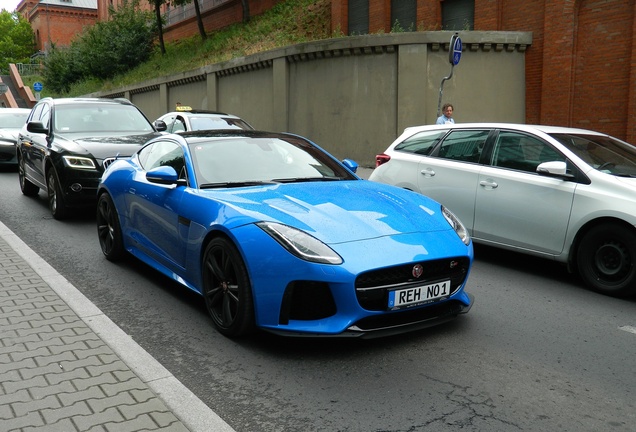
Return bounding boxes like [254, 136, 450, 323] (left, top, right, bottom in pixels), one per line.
[450, 36, 462, 66]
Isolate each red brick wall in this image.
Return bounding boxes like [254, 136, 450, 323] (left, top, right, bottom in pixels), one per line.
[163, 0, 282, 43]
[29, 7, 98, 51]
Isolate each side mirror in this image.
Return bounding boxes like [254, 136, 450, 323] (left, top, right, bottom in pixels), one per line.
[146, 166, 186, 186]
[26, 121, 48, 134]
[536, 161, 568, 177]
[342, 158, 358, 173]
[154, 120, 167, 132]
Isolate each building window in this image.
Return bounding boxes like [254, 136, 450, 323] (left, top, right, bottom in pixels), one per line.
[391, 0, 416, 31]
[442, 0, 475, 30]
[348, 0, 369, 35]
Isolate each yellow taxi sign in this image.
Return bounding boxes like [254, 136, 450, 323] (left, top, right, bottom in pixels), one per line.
[175, 104, 192, 111]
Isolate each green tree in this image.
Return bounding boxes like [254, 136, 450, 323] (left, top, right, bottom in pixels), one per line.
[0, 10, 36, 73]
[42, 2, 157, 93]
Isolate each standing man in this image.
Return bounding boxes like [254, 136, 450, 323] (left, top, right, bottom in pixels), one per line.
[436, 103, 455, 124]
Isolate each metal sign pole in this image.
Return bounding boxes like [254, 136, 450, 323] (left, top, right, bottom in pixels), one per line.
[437, 33, 462, 117]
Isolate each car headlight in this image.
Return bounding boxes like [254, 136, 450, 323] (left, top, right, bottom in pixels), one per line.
[257, 222, 343, 264]
[62, 155, 96, 169]
[442, 205, 471, 246]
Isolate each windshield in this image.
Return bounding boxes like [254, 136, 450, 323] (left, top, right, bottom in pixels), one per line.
[189, 116, 253, 131]
[0, 112, 29, 129]
[189, 135, 357, 187]
[549, 132, 636, 176]
[54, 103, 154, 134]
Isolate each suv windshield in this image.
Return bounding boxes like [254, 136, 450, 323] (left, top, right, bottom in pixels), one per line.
[54, 103, 154, 134]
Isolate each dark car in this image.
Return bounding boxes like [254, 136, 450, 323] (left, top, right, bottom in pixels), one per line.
[17, 97, 166, 219]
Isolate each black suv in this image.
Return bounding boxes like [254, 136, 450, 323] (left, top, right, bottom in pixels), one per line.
[17, 97, 167, 219]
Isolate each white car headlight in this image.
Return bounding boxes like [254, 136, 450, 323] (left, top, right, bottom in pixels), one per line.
[62, 155, 96, 169]
[257, 222, 343, 264]
[442, 206, 471, 245]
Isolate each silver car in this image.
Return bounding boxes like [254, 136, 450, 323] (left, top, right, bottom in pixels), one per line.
[0, 108, 31, 165]
[369, 123, 636, 297]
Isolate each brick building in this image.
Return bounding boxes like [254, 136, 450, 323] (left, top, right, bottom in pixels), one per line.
[16, 0, 98, 52]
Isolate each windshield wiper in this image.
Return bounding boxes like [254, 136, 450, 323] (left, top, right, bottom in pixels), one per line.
[199, 181, 276, 189]
[270, 176, 345, 183]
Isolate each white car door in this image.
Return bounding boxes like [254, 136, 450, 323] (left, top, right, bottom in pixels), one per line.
[416, 129, 491, 231]
[473, 131, 576, 255]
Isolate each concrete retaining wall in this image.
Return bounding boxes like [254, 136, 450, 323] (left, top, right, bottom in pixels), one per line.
[88, 31, 532, 167]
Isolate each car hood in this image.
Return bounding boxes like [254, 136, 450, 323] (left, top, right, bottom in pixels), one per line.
[61, 132, 161, 159]
[204, 180, 455, 244]
[0, 128, 20, 140]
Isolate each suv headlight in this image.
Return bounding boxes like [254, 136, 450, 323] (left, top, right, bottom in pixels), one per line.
[442, 206, 470, 245]
[63, 155, 96, 169]
[257, 222, 343, 264]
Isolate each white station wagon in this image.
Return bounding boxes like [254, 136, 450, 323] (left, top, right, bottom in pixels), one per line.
[370, 123, 636, 297]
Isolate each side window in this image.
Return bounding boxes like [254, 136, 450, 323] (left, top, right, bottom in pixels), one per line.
[172, 117, 186, 133]
[437, 130, 489, 163]
[28, 104, 43, 123]
[137, 144, 154, 168]
[492, 132, 564, 173]
[162, 115, 176, 133]
[39, 104, 51, 129]
[395, 130, 446, 155]
[144, 141, 186, 179]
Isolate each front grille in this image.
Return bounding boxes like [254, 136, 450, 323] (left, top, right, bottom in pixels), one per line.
[355, 257, 470, 311]
[102, 157, 116, 170]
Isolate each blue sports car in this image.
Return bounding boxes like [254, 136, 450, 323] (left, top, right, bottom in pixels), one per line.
[96, 130, 474, 338]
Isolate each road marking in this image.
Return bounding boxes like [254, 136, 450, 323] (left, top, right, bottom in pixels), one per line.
[618, 325, 636, 334]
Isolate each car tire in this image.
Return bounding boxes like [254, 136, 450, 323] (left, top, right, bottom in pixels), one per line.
[96, 193, 126, 261]
[202, 237, 255, 337]
[18, 156, 39, 196]
[47, 169, 69, 220]
[576, 224, 636, 297]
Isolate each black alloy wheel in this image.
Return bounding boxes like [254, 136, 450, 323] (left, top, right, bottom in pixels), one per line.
[18, 156, 39, 196]
[47, 169, 69, 220]
[202, 237, 255, 337]
[96, 193, 125, 261]
[577, 224, 636, 297]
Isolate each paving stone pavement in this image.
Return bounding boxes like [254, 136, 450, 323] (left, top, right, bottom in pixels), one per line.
[0, 222, 235, 432]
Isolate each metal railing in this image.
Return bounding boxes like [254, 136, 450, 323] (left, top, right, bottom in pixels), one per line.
[165, 0, 231, 26]
[16, 63, 43, 76]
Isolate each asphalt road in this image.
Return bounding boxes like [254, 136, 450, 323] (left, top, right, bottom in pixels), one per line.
[1, 164, 636, 431]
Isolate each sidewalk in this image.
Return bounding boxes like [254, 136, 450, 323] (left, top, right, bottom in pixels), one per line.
[0, 221, 235, 432]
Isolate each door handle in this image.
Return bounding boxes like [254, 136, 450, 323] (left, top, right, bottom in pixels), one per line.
[420, 168, 435, 177]
[479, 179, 498, 189]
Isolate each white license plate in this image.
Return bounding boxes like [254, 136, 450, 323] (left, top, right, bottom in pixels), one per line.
[388, 280, 451, 309]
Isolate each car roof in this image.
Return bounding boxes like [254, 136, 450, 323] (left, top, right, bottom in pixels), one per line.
[402, 122, 609, 137]
[0, 108, 31, 113]
[39, 97, 135, 106]
[162, 110, 241, 118]
[179, 129, 287, 139]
